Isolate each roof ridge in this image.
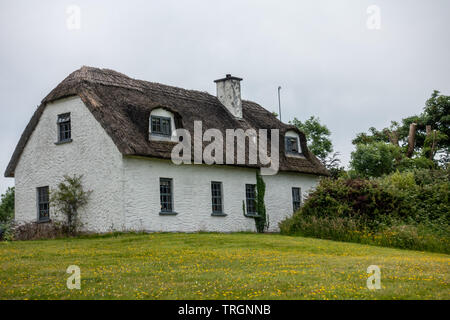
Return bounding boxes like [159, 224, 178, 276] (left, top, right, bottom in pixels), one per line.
[72, 66, 220, 104]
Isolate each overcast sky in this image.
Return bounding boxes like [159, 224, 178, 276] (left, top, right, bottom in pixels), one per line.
[1, 0, 449, 193]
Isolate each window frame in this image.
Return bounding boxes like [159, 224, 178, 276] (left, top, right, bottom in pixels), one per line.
[211, 181, 225, 216]
[285, 136, 300, 155]
[292, 187, 301, 212]
[37, 186, 50, 222]
[151, 115, 172, 137]
[245, 184, 257, 216]
[159, 178, 175, 214]
[57, 113, 72, 143]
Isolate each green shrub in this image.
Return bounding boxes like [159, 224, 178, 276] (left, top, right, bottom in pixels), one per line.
[280, 169, 450, 253]
[50, 175, 92, 235]
[289, 177, 405, 228]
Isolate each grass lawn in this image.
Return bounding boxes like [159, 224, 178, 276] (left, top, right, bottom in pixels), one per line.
[0, 233, 448, 300]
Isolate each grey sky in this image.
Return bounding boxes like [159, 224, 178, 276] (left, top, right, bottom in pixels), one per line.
[1, 0, 449, 193]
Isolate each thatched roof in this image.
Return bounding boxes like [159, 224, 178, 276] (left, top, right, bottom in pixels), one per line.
[4, 66, 329, 177]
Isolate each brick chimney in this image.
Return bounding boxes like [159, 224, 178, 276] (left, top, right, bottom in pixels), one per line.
[214, 74, 243, 118]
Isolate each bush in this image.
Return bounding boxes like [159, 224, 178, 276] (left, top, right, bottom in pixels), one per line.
[280, 215, 449, 254]
[0, 221, 15, 241]
[280, 169, 450, 253]
[50, 174, 92, 235]
[12, 221, 69, 241]
[286, 177, 405, 228]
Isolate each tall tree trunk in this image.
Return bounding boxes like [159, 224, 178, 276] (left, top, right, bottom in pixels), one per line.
[406, 123, 417, 158]
[389, 130, 399, 146]
[430, 130, 437, 161]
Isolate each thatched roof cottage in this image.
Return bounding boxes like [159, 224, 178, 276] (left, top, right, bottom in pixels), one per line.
[5, 67, 327, 232]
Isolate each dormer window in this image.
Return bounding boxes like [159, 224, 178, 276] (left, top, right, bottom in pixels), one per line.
[285, 131, 302, 156]
[151, 115, 171, 136]
[285, 137, 299, 154]
[149, 108, 177, 142]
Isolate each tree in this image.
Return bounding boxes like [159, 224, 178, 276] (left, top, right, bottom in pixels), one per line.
[0, 187, 14, 223]
[352, 91, 449, 169]
[350, 142, 400, 177]
[50, 175, 92, 234]
[421, 91, 450, 161]
[323, 152, 346, 179]
[290, 116, 333, 161]
[352, 127, 390, 146]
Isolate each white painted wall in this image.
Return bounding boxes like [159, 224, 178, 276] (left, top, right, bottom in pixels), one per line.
[123, 157, 319, 232]
[14, 96, 125, 232]
[13, 96, 320, 233]
[264, 172, 319, 230]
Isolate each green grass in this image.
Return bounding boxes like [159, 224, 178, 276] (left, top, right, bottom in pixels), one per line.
[0, 233, 449, 300]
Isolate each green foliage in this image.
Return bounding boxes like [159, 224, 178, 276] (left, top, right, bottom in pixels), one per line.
[350, 141, 436, 177]
[352, 91, 450, 167]
[352, 127, 390, 145]
[0, 187, 15, 241]
[50, 175, 92, 235]
[280, 169, 450, 253]
[0, 187, 14, 223]
[350, 142, 400, 177]
[290, 116, 333, 160]
[254, 173, 268, 233]
[423, 91, 450, 150]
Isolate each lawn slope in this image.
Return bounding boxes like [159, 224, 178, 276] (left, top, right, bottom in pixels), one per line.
[0, 233, 448, 299]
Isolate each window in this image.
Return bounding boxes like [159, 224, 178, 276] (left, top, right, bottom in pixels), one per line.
[37, 186, 50, 222]
[151, 116, 171, 136]
[160, 178, 173, 213]
[245, 184, 257, 216]
[292, 187, 301, 212]
[57, 113, 71, 143]
[285, 136, 300, 154]
[211, 181, 223, 214]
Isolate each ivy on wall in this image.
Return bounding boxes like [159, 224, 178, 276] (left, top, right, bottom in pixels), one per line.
[254, 172, 268, 233]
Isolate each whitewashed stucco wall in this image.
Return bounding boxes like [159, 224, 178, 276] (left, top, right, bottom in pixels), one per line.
[123, 157, 319, 232]
[14, 96, 124, 232]
[123, 157, 257, 232]
[264, 172, 319, 231]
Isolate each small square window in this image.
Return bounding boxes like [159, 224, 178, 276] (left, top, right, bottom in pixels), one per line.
[160, 178, 173, 213]
[151, 116, 172, 136]
[211, 181, 223, 214]
[37, 186, 50, 222]
[245, 184, 257, 216]
[57, 113, 71, 143]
